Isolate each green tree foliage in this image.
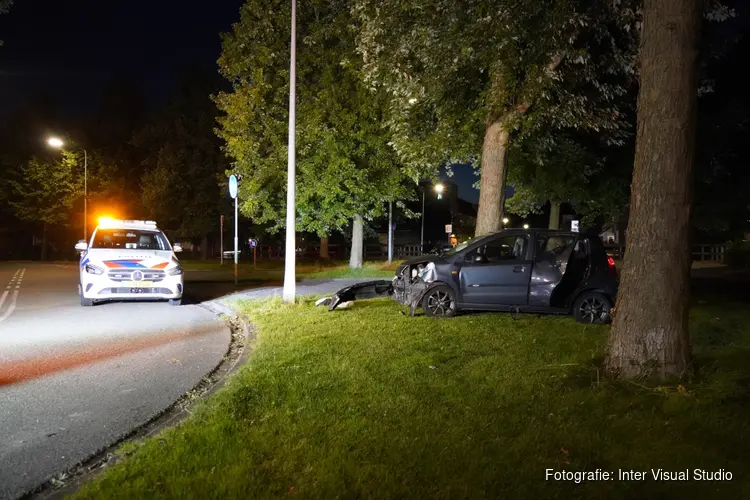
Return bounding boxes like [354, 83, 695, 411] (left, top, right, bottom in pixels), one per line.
[216, 0, 413, 266]
[10, 151, 83, 226]
[137, 71, 228, 248]
[505, 131, 632, 227]
[354, 0, 638, 235]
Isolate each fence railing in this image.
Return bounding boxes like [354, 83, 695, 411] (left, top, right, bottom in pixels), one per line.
[604, 244, 726, 262]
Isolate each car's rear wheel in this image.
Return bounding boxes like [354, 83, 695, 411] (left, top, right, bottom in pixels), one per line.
[422, 285, 457, 318]
[169, 298, 182, 306]
[573, 292, 612, 324]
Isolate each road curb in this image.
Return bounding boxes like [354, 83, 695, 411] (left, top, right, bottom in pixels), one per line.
[26, 306, 255, 500]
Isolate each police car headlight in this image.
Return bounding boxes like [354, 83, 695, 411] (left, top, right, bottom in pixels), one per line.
[85, 263, 104, 275]
[167, 264, 183, 276]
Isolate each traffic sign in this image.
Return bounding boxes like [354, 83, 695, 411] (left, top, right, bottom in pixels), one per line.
[571, 220, 580, 233]
[228, 174, 238, 199]
[249, 238, 257, 248]
[445, 224, 452, 234]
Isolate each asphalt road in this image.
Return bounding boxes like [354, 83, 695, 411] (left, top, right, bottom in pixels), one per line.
[0, 262, 233, 500]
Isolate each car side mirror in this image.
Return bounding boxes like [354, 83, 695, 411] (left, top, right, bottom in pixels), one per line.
[75, 241, 88, 252]
[173, 243, 183, 253]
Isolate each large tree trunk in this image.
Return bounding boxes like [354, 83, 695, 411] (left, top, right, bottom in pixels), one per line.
[40, 222, 48, 261]
[605, 0, 700, 379]
[349, 215, 364, 269]
[475, 120, 510, 236]
[548, 200, 561, 230]
[201, 234, 209, 260]
[320, 236, 329, 260]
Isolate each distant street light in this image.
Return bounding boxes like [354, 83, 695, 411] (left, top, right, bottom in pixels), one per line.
[47, 137, 88, 241]
[282, 0, 297, 303]
[420, 182, 447, 253]
[502, 217, 509, 225]
[523, 223, 530, 230]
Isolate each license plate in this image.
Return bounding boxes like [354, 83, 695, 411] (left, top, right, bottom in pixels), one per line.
[125, 281, 153, 288]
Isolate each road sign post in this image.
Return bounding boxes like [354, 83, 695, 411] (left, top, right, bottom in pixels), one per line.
[249, 238, 257, 270]
[229, 175, 239, 286]
[220, 215, 224, 266]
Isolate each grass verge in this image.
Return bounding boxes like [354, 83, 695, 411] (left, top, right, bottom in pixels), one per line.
[181, 259, 401, 280]
[73, 297, 750, 499]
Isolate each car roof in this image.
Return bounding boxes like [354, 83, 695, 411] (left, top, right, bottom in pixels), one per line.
[484, 229, 583, 237]
[95, 220, 160, 231]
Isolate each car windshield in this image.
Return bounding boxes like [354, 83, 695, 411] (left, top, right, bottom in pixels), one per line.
[91, 229, 171, 251]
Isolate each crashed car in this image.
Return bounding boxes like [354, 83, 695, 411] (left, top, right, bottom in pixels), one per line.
[322, 229, 618, 324]
[393, 229, 618, 323]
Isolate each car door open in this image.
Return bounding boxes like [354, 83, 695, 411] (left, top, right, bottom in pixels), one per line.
[459, 234, 532, 306]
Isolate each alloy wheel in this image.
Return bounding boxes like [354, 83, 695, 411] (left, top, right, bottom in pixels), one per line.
[579, 296, 607, 323]
[425, 290, 454, 316]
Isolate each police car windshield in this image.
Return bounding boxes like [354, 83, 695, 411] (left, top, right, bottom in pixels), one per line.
[91, 229, 171, 251]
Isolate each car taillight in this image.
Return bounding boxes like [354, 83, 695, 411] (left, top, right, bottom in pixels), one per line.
[607, 256, 617, 275]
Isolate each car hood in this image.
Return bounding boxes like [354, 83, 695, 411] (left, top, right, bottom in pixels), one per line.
[399, 255, 446, 268]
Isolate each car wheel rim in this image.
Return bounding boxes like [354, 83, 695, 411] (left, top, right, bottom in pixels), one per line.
[427, 291, 453, 316]
[580, 297, 606, 323]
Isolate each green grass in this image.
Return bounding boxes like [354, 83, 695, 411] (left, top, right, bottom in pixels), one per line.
[73, 298, 750, 499]
[180, 259, 401, 279]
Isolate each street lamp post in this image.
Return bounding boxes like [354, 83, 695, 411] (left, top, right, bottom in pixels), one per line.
[47, 137, 87, 240]
[282, 0, 297, 303]
[420, 182, 445, 254]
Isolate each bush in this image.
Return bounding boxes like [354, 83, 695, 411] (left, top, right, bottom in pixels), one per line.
[724, 240, 750, 268]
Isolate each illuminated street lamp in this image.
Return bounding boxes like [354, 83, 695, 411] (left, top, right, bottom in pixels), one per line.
[47, 137, 88, 241]
[523, 223, 530, 230]
[420, 182, 447, 252]
[502, 217, 509, 225]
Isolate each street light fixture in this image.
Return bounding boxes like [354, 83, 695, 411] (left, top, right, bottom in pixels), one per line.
[420, 182, 447, 253]
[502, 217, 509, 225]
[523, 223, 530, 230]
[47, 137, 88, 241]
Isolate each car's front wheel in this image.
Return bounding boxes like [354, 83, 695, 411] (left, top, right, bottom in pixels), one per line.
[80, 291, 94, 307]
[573, 292, 612, 324]
[168, 298, 182, 306]
[421, 285, 457, 318]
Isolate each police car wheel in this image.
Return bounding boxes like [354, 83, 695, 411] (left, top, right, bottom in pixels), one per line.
[80, 294, 94, 307]
[168, 298, 182, 306]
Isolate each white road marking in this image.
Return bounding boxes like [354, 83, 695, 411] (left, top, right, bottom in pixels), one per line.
[0, 290, 19, 323]
[0, 268, 24, 323]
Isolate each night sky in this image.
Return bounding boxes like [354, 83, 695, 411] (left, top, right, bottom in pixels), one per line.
[0, 0, 482, 204]
[0, 0, 244, 117]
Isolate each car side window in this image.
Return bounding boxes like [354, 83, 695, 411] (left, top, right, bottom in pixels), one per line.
[467, 235, 528, 263]
[535, 235, 575, 263]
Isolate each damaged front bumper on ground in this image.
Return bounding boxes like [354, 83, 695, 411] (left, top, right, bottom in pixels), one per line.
[317, 261, 439, 316]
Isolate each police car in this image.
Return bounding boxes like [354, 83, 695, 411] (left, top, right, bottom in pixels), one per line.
[74, 218, 184, 307]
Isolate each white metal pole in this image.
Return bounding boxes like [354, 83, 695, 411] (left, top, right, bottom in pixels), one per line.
[84, 149, 87, 241]
[420, 189, 425, 254]
[220, 215, 224, 265]
[388, 201, 393, 264]
[234, 197, 238, 286]
[282, 0, 297, 303]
